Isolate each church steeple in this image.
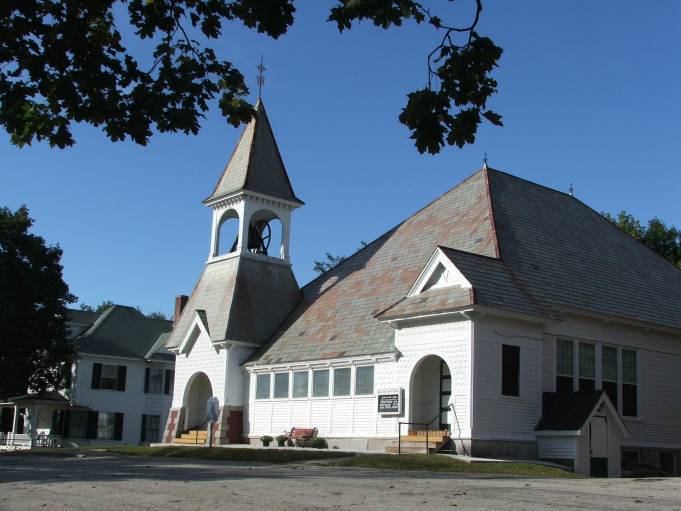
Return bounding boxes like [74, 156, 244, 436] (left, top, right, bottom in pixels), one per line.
[204, 100, 302, 205]
[204, 101, 302, 264]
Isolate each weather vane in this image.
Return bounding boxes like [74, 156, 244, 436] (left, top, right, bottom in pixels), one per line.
[256, 55, 265, 99]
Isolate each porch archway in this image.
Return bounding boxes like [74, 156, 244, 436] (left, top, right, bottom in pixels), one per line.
[409, 355, 453, 432]
[183, 372, 213, 430]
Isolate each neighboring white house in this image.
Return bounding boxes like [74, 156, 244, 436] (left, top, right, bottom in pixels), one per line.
[0, 306, 174, 447]
[162, 99, 681, 478]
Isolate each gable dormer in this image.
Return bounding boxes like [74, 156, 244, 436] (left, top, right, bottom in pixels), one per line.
[408, 247, 472, 296]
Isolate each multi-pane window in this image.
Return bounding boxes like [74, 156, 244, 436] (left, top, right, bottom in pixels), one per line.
[312, 370, 329, 397]
[255, 374, 271, 400]
[148, 368, 164, 394]
[68, 411, 88, 438]
[556, 339, 574, 392]
[97, 412, 116, 440]
[292, 371, 309, 398]
[273, 372, 290, 398]
[578, 343, 596, 391]
[602, 346, 618, 408]
[333, 368, 351, 396]
[502, 345, 520, 396]
[92, 363, 126, 391]
[141, 415, 160, 443]
[622, 350, 637, 417]
[355, 366, 374, 396]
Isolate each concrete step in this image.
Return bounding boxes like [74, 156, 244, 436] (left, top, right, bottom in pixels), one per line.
[399, 435, 449, 443]
[173, 437, 206, 445]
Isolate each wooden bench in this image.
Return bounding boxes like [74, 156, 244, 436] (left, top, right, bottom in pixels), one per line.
[285, 427, 318, 447]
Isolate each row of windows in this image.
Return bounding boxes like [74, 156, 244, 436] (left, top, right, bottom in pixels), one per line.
[90, 363, 174, 395]
[556, 339, 637, 416]
[255, 366, 374, 400]
[52, 410, 161, 442]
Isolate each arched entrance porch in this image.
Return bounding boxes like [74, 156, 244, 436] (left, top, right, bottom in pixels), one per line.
[409, 355, 453, 432]
[183, 372, 213, 431]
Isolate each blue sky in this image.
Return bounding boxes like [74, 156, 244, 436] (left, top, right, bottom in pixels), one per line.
[2, 1, 680, 317]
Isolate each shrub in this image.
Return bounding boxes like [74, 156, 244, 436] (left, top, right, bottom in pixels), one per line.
[287, 439, 294, 447]
[310, 437, 328, 449]
[260, 435, 273, 447]
[276, 435, 287, 447]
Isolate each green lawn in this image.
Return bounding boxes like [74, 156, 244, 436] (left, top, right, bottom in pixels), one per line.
[330, 453, 581, 478]
[99, 445, 355, 463]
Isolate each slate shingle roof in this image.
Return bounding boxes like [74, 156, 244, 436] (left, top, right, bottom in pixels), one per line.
[204, 100, 302, 205]
[247, 167, 681, 366]
[165, 256, 302, 348]
[75, 305, 173, 361]
[246, 170, 497, 365]
[535, 391, 605, 431]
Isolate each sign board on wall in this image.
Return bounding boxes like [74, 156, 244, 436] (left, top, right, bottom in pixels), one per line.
[377, 388, 403, 415]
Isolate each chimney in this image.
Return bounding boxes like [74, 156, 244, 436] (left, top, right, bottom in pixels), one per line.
[173, 295, 189, 326]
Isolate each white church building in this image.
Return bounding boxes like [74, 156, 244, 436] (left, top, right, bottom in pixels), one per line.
[163, 100, 681, 478]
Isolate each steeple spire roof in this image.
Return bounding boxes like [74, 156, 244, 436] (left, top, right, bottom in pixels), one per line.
[204, 100, 302, 205]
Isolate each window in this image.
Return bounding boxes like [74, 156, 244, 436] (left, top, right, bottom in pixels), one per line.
[355, 366, 374, 395]
[145, 368, 164, 394]
[255, 374, 271, 400]
[333, 368, 351, 396]
[273, 372, 289, 398]
[556, 339, 574, 392]
[97, 412, 123, 440]
[68, 411, 88, 439]
[292, 371, 309, 398]
[579, 343, 596, 391]
[602, 346, 618, 409]
[312, 370, 329, 397]
[502, 345, 520, 396]
[141, 415, 160, 443]
[621, 349, 637, 417]
[91, 363, 126, 391]
[164, 369, 174, 395]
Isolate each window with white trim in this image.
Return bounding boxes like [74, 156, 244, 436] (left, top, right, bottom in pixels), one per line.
[621, 349, 637, 417]
[312, 370, 329, 397]
[97, 412, 116, 440]
[292, 371, 308, 398]
[355, 366, 374, 395]
[602, 345, 618, 408]
[578, 342, 595, 391]
[333, 368, 351, 396]
[556, 339, 574, 392]
[255, 374, 270, 400]
[273, 372, 289, 398]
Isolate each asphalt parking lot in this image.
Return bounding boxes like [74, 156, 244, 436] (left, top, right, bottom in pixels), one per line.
[1, 452, 680, 510]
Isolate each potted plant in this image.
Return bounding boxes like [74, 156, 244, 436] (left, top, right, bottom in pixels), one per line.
[260, 435, 273, 447]
[276, 435, 287, 447]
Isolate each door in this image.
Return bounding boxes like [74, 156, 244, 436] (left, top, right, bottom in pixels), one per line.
[590, 416, 608, 477]
[439, 360, 451, 431]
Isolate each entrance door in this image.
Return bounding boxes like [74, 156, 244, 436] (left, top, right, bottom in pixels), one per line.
[439, 360, 452, 431]
[590, 416, 608, 477]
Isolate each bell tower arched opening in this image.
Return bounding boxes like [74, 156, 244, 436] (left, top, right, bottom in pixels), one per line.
[215, 209, 240, 256]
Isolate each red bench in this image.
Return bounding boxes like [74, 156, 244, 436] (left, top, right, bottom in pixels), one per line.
[285, 427, 318, 446]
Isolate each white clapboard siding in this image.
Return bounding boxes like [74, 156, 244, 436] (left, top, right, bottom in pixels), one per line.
[537, 436, 576, 459]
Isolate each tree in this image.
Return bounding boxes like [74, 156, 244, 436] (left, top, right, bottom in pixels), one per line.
[146, 311, 169, 320]
[0, 206, 76, 399]
[313, 241, 367, 275]
[605, 211, 681, 269]
[1, 0, 502, 154]
[313, 252, 347, 275]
